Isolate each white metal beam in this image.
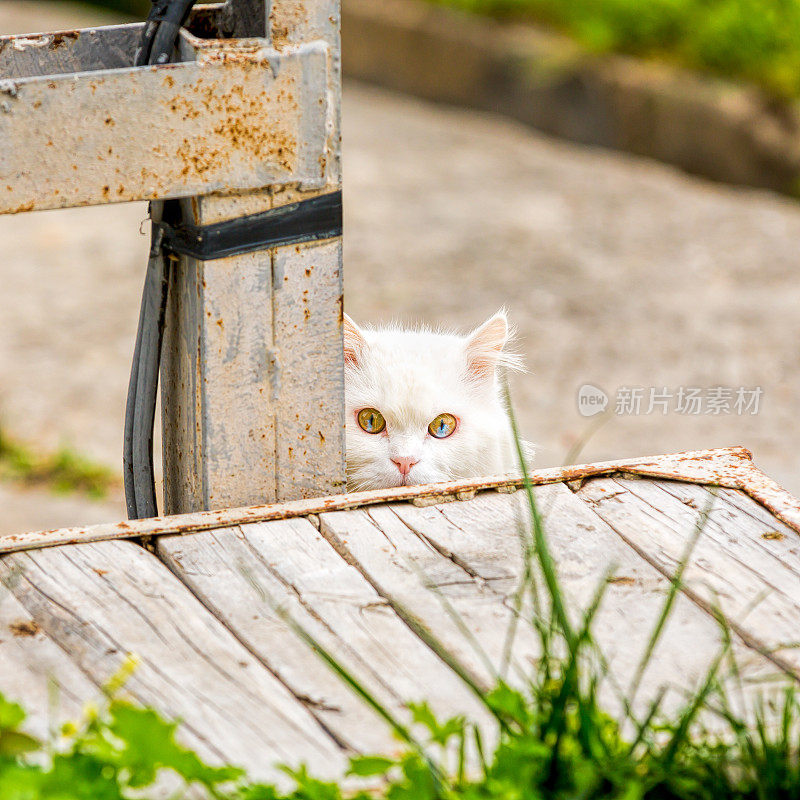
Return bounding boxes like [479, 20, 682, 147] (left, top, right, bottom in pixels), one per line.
[0, 30, 329, 214]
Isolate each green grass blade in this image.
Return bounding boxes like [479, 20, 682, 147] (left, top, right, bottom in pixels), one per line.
[503, 381, 575, 649]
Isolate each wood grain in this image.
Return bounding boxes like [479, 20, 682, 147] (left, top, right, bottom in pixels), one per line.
[1, 541, 345, 782]
[272, 239, 346, 501]
[0, 575, 97, 740]
[321, 488, 780, 719]
[156, 517, 490, 754]
[578, 476, 800, 678]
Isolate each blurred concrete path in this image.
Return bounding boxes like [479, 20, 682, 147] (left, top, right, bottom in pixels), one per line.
[2, 2, 799, 533]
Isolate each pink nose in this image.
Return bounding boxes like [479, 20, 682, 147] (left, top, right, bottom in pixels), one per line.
[391, 456, 419, 476]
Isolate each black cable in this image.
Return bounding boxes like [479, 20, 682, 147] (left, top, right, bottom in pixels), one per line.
[125, 0, 195, 519]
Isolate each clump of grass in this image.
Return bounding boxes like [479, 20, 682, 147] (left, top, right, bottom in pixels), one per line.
[0, 426, 116, 499]
[429, 0, 800, 98]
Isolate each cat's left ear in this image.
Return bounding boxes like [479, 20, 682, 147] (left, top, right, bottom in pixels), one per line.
[343, 313, 368, 368]
[465, 310, 524, 381]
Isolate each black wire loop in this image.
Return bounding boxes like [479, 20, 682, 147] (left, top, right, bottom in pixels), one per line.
[124, 0, 195, 519]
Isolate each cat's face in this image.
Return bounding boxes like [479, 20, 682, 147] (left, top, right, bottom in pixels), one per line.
[344, 312, 522, 491]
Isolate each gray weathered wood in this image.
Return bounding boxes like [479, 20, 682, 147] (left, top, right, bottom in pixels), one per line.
[320, 488, 780, 719]
[266, 0, 344, 502]
[320, 503, 527, 689]
[161, 0, 344, 512]
[428, 488, 778, 701]
[579, 476, 800, 678]
[156, 517, 490, 753]
[162, 193, 278, 513]
[1, 541, 345, 782]
[0, 578, 98, 740]
[272, 237, 346, 500]
[2, 470, 797, 772]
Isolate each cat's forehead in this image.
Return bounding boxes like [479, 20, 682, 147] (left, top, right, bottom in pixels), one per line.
[366, 327, 464, 363]
[350, 328, 470, 413]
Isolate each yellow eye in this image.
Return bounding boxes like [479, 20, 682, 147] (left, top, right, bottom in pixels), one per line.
[357, 408, 386, 434]
[428, 413, 457, 439]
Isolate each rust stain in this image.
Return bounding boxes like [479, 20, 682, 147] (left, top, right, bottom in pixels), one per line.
[50, 31, 80, 50]
[10, 620, 40, 637]
[607, 576, 636, 586]
[169, 70, 296, 179]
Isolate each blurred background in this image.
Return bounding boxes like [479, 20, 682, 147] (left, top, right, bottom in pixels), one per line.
[1, 0, 798, 534]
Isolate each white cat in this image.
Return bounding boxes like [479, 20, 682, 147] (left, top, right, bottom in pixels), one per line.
[344, 310, 527, 491]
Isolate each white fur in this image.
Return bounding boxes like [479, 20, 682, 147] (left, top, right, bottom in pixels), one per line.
[344, 311, 528, 491]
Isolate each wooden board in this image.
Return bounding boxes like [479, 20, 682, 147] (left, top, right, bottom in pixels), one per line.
[3, 469, 799, 779]
[0, 39, 328, 215]
[1, 540, 345, 782]
[156, 517, 491, 754]
[0, 577, 98, 741]
[320, 487, 780, 719]
[578, 476, 800, 679]
[272, 239, 346, 501]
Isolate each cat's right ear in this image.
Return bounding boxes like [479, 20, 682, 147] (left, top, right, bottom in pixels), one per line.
[343, 313, 367, 368]
[465, 310, 524, 381]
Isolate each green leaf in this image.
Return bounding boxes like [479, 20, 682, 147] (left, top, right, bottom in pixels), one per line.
[0, 696, 26, 732]
[347, 755, 396, 777]
[0, 731, 40, 758]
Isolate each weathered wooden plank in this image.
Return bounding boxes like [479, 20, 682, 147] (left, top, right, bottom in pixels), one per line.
[0, 578, 98, 740]
[578, 476, 800, 678]
[161, 0, 343, 510]
[0, 24, 140, 80]
[321, 487, 779, 718]
[7, 447, 793, 556]
[319, 503, 528, 689]
[0, 38, 328, 214]
[266, 0, 344, 503]
[156, 517, 490, 753]
[411, 488, 779, 701]
[1, 541, 345, 782]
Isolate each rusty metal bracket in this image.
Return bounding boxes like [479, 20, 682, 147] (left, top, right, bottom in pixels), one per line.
[2, 446, 799, 555]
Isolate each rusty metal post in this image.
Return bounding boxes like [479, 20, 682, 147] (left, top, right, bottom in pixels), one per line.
[1, 0, 345, 515]
[160, 0, 345, 512]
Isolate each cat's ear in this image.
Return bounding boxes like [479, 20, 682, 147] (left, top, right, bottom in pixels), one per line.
[465, 310, 523, 381]
[343, 313, 368, 368]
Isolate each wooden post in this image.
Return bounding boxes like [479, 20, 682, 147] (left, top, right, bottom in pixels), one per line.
[160, 0, 345, 512]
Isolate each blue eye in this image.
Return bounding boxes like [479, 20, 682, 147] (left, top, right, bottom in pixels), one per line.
[428, 413, 457, 439]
